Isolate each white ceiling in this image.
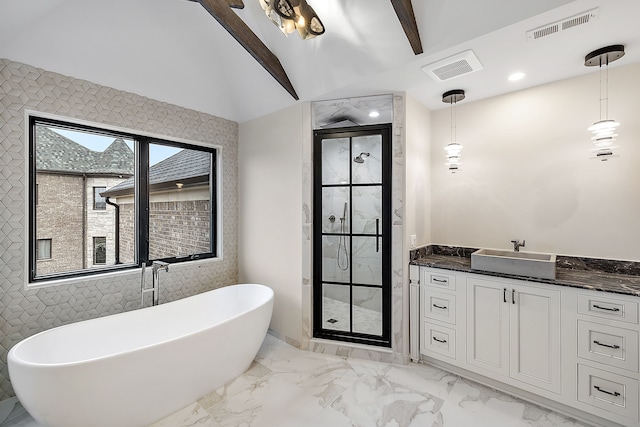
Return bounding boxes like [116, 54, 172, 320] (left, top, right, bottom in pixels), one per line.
[1, 0, 638, 123]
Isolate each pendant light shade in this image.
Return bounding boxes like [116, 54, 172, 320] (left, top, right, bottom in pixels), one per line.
[584, 45, 625, 161]
[442, 90, 465, 173]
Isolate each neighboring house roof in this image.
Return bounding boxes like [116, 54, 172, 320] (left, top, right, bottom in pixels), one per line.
[102, 149, 211, 197]
[36, 126, 134, 176]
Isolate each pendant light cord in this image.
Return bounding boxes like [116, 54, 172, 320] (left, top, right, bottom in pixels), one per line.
[599, 55, 610, 122]
[449, 98, 457, 143]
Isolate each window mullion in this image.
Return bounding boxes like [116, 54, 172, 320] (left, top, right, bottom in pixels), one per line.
[137, 138, 150, 267]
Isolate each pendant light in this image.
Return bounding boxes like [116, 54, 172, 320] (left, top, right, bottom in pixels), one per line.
[584, 45, 625, 161]
[258, 0, 325, 39]
[442, 89, 465, 173]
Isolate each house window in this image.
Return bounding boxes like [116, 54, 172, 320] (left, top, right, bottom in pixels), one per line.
[93, 237, 107, 264]
[94, 187, 107, 210]
[29, 116, 218, 283]
[36, 239, 52, 260]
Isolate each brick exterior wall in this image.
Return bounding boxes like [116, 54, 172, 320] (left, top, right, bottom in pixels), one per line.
[35, 173, 84, 274]
[149, 200, 210, 259]
[118, 203, 135, 265]
[85, 176, 131, 267]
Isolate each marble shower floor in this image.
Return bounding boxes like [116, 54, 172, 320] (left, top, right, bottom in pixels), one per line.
[1, 334, 592, 427]
[322, 296, 382, 336]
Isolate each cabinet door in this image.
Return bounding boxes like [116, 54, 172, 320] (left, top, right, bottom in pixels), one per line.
[509, 284, 561, 393]
[467, 278, 510, 376]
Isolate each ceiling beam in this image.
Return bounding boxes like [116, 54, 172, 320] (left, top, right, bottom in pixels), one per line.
[196, 0, 299, 100]
[389, 0, 423, 55]
[187, 0, 244, 9]
[225, 0, 244, 8]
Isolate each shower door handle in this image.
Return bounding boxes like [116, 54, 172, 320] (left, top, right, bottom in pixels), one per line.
[375, 218, 380, 253]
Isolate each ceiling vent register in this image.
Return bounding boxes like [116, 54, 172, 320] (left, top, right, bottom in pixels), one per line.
[421, 50, 483, 83]
[527, 8, 599, 41]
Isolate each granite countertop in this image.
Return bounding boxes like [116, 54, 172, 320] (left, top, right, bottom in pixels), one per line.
[410, 248, 640, 298]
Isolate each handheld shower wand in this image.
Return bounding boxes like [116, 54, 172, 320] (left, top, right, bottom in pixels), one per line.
[337, 202, 349, 271]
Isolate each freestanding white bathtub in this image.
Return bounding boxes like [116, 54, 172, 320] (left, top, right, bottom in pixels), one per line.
[8, 283, 274, 427]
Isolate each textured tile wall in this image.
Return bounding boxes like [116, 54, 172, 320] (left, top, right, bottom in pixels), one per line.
[0, 58, 239, 399]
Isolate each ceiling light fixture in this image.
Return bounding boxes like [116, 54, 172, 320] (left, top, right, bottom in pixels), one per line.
[368, 111, 380, 118]
[442, 89, 465, 173]
[584, 44, 625, 161]
[508, 72, 526, 81]
[258, 0, 324, 39]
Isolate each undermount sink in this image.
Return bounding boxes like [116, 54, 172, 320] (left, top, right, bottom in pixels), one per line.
[471, 248, 557, 280]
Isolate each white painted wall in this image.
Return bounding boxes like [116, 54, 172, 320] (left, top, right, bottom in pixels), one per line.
[238, 103, 304, 343]
[405, 95, 432, 249]
[402, 94, 432, 356]
[430, 62, 640, 261]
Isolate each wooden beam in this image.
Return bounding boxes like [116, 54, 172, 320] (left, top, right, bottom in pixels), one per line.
[225, 0, 244, 8]
[389, 0, 423, 55]
[187, 0, 244, 9]
[196, 0, 299, 100]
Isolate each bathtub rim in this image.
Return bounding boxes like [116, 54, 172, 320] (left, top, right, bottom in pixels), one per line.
[8, 283, 274, 368]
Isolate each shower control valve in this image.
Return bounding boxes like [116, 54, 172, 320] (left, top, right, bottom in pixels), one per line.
[329, 215, 336, 223]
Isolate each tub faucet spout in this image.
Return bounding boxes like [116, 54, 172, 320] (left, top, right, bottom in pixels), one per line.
[151, 261, 169, 306]
[141, 261, 170, 307]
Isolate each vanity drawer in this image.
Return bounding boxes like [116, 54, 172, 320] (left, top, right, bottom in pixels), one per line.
[578, 293, 638, 325]
[578, 320, 639, 372]
[577, 364, 639, 421]
[421, 322, 456, 360]
[421, 289, 456, 325]
[422, 269, 456, 291]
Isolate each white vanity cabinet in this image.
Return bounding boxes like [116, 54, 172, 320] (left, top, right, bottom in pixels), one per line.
[411, 265, 640, 427]
[466, 276, 561, 394]
[419, 268, 465, 361]
[570, 290, 640, 425]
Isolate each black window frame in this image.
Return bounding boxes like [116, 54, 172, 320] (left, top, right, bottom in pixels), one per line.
[93, 187, 107, 210]
[93, 236, 107, 265]
[28, 116, 218, 283]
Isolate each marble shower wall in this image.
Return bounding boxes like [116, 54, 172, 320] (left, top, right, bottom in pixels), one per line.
[0, 58, 239, 399]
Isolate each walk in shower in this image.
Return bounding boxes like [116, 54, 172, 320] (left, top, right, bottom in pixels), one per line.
[313, 124, 391, 347]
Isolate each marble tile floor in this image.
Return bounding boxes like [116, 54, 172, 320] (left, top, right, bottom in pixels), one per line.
[1, 334, 592, 427]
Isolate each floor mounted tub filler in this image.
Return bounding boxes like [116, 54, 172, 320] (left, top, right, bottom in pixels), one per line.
[8, 283, 274, 427]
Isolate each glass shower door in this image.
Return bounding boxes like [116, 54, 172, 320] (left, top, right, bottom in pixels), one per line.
[313, 125, 391, 347]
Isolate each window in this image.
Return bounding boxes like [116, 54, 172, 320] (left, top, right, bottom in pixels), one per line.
[29, 116, 218, 283]
[36, 239, 51, 260]
[94, 187, 106, 210]
[93, 237, 107, 264]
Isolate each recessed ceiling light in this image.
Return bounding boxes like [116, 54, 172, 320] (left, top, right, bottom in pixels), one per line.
[368, 111, 380, 118]
[508, 72, 526, 82]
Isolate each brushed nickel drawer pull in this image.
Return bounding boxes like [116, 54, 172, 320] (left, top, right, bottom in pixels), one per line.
[432, 337, 447, 343]
[593, 304, 621, 312]
[593, 340, 621, 349]
[594, 385, 621, 397]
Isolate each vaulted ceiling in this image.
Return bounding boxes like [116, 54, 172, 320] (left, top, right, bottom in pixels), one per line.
[1, 0, 639, 123]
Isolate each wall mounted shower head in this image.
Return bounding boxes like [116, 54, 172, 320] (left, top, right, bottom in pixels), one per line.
[354, 152, 370, 163]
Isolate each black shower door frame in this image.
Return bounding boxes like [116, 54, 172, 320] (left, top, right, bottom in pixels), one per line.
[312, 124, 392, 347]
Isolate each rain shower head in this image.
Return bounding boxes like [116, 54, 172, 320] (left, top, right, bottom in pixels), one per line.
[354, 152, 370, 163]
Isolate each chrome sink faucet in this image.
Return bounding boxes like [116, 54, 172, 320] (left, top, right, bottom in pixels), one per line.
[510, 239, 526, 252]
